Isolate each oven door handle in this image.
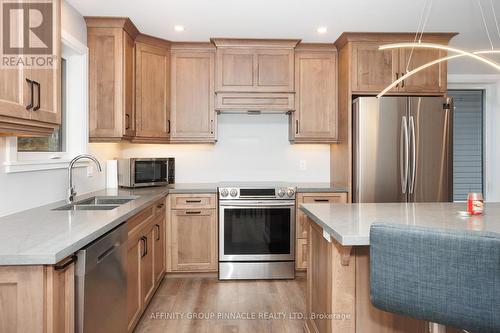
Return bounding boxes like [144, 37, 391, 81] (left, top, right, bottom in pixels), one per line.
[219, 201, 295, 208]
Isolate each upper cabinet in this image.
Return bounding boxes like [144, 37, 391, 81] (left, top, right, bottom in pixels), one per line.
[212, 39, 298, 93]
[290, 44, 338, 143]
[134, 35, 170, 142]
[170, 43, 216, 143]
[212, 39, 299, 113]
[86, 17, 139, 141]
[0, 0, 61, 136]
[336, 32, 456, 94]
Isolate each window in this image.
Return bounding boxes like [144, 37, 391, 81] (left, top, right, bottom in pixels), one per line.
[17, 58, 66, 153]
[4, 31, 88, 173]
[448, 90, 484, 201]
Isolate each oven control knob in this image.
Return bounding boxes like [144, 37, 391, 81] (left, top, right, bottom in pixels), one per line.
[277, 188, 286, 197]
[286, 188, 295, 197]
[220, 188, 229, 197]
[230, 189, 238, 197]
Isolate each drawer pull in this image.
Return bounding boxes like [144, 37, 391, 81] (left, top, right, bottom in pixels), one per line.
[140, 236, 148, 257]
[314, 199, 330, 202]
[185, 211, 202, 215]
[155, 224, 160, 241]
[157, 203, 165, 209]
[185, 200, 202, 203]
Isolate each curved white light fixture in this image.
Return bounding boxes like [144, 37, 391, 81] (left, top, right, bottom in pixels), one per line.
[376, 43, 500, 98]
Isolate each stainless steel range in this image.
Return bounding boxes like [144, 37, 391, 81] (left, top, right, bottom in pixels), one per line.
[218, 184, 296, 280]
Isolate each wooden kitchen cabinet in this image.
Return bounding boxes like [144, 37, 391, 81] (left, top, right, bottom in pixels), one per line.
[0, 259, 75, 333]
[126, 198, 166, 333]
[212, 38, 299, 93]
[134, 36, 171, 142]
[170, 43, 216, 143]
[335, 32, 456, 95]
[291, 45, 338, 143]
[295, 192, 347, 270]
[87, 17, 139, 141]
[0, 0, 61, 136]
[167, 194, 218, 272]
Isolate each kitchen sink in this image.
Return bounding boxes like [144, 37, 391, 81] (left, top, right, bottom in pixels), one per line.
[53, 196, 138, 211]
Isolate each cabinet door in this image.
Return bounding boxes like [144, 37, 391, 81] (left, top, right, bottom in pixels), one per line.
[153, 213, 166, 285]
[215, 48, 254, 92]
[171, 209, 217, 272]
[123, 31, 135, 137]
[135, 42, 170, 139]
[215, 48, 294, 92]
[293, 51, 337, 142]
[126, 231, 142, 333]
[170, 50, 215, 142]
[351, 42, 399, 93]
[399, 48, 446, 93]
[88, 27, 125, 139]
[0, 68, 32, 121]
[141, 224, 156, 307]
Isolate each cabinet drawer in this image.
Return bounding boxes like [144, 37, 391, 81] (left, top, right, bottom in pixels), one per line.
[302, 193, 347, 204]
[153, 197, 166, 216]
[170, 194, 216, 209]
[127, 205, 154, 234]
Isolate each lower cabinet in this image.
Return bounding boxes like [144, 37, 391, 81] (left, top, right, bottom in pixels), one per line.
[126, 198, 166, 333]
[296, 192, 348, 270]
[167, 194, 218, 272]
[0, 260, 75, 333]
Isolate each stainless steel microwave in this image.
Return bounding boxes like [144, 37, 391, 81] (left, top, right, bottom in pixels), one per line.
[117, 158, 174, 188]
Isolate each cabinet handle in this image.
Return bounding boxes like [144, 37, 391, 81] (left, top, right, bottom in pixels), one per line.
[185, 211, 202, 215]
[167, 119, 171, 134]
[54, 255, 77, 271]
[25, 78, 34, 110]
[185, 200, 202, 203]
[140, 236, 148, 257]
[401, 72, 405, 88]
[33, 81, 40, 111]
[157, 203, 165, 209]
[125, 114, 130, 130]
[314, 199, 330, 202]
[210, 119, 214, 135]
[395, 73, 399, 88]
[295, 120, 299, 134]
[155, 224, 160, 241]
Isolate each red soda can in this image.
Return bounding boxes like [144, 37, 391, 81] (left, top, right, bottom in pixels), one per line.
[467, 193, 484, 215]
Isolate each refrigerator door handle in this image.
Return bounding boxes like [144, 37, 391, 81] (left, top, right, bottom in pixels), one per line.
[409, 115, 416, 194]
[400, 116, 409, 194]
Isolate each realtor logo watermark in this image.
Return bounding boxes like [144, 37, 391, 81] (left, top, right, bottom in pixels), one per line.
[1, 0, 55, 68]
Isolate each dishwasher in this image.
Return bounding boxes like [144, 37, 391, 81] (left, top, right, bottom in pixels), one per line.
[76, 223, 127, 333]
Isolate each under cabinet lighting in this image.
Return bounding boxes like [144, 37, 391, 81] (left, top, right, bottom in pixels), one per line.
[174, 25, 184, 32]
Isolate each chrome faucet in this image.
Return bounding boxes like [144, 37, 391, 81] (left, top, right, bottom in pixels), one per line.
[67, 154, 102, 203]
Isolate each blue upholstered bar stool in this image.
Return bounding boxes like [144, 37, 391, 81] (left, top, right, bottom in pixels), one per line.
[369, 223, 500, 333]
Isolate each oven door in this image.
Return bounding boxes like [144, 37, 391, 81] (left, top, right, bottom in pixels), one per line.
[219, 200, 295, 261]
[132, 159, 168, 187]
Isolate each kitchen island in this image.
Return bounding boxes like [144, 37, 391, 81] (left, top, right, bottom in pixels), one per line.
[300, 202, 500, 333]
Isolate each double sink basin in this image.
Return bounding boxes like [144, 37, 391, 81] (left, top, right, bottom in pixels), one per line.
[53, 196, 139, 211]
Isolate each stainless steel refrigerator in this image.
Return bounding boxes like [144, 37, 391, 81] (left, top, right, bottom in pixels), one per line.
[353, 96, 452, 203]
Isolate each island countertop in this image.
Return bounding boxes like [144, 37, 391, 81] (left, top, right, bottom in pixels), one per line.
[300, 202, 500, 246]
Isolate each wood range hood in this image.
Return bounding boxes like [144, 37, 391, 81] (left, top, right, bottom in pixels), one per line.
[211, 38, 300, 113]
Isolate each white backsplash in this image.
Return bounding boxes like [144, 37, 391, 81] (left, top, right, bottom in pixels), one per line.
[120, 113, 330, 183]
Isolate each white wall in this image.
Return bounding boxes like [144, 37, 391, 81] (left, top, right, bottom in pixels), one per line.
[120, 114, 330, 183]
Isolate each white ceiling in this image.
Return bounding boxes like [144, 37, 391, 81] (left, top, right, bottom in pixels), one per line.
[67, 0, 500, 74]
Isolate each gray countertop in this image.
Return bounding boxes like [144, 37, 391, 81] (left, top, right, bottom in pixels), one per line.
[0, 182, 346, 265]
[300, 202, 500, 246]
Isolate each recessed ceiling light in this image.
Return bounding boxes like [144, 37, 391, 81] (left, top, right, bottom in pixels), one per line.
[174, 25, 185, 32]
[317, 26, 327, 34]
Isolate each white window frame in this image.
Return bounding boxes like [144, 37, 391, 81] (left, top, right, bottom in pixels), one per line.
[4, 30, 89, 173]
